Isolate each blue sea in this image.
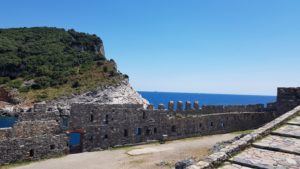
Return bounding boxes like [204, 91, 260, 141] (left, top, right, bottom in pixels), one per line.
[139, 91, 276, 108]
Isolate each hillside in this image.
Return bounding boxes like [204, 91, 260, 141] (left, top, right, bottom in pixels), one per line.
[0, 27, 127, 104]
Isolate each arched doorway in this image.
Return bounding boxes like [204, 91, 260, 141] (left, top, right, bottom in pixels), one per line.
[66, 129, 84, 154]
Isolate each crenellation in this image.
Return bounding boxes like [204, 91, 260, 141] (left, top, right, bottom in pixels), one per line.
[177, 101, 183, 111]
[194, 101, 200, 110]
[186, 101, 192, 110]
[168, 101, 174, 111]
[158, 104, 165, 110]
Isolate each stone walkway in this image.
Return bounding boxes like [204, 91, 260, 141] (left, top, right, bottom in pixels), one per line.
[219, 112, 300, 169]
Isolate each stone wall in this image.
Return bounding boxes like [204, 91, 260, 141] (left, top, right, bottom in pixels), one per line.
[69, 103, 275, 152]
[0, 135, 67, 165]
[0, 128, 12, 140]
[0, 109, 68, 165]
[2, 87, 300, 166]
[276, 87, 300, 114]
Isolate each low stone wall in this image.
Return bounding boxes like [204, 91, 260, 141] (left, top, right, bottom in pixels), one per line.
[69, 103, 275, 152]
[0, 134, 67, 165]
[0, 110, 68, 165]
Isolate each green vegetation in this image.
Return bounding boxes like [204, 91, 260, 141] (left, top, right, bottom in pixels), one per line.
[0, 27, 125, 102]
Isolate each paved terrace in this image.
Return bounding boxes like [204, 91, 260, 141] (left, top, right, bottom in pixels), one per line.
[187, 106, 300, 169]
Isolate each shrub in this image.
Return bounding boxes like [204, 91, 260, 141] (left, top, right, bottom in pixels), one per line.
[72, 81, 80, 88]
[32, 76, 52, 89]
[7, 79, 22, 89]
[0, 77, 10, 84]
[19, 86, 30, 92]
[35, 92, 48, 102]
[103, 66, 108, 73]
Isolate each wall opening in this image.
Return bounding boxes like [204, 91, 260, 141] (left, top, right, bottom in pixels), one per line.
[171, 125, 176, 132]
[50, 144, 55, 150]
[136, 128, 142, 136]
[104, 134, 108, 139]
[154, 128, 157, 133]
[67, 130, 84, 154]
[124, 129, 128, 137]
[90, 114, 94, 122]
[199, 123, 202, 128]
[62, 118, 68, 128]
[0, 116, 17, 128]
[29, 149, 34, 157]
[220, 122, 224, 128]
[210, 122, 214, 127]
[146, 128, 151, 136]
[142, 112, 146, 119]
[105, 115, 109, 124]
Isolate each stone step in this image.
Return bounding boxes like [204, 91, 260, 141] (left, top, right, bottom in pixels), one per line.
[228, 147, 300, 169]
[218, 162, 253, 169]
[286, 116, 300, 126]
[252, 135, 300, 155]
[271, 124, 300, 139]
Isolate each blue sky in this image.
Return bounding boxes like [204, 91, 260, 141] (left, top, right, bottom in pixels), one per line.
[1, 0, 300, 95]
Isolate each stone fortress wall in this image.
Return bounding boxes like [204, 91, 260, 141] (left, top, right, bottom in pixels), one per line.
[0, 104, 68, 165]
[69, 103, 274, 152]
[0, 87, 299, 165]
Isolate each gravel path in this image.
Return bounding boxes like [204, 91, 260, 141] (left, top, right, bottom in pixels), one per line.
[13, 133, 238, 169]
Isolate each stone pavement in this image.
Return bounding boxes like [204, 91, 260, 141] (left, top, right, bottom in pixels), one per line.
[187, 106, 300, 169]
[223, 112, 300, 168]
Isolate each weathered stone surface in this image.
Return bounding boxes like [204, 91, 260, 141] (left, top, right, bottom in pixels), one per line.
[158, 104, 165, 110]
[287, 116, 300, 125]
[186, 101, 192, 111]
[218, 163, 252, 169]
[253, 135, 300, 155]
[276, 87, 300, 114]
[177, 101, 183, 111]
[168, 101, 174, 111]
[230, 147, 300, 168]
[184, 106, 300, 169]
[194, 101, 200, 110]
[175, 159, 195, 169]
[272, 124, 300, 138]
[49, 79, 150, 112]
[69, 103, 274, 151]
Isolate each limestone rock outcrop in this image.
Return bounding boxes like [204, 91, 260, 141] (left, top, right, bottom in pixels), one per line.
[49, 79, 149, 113]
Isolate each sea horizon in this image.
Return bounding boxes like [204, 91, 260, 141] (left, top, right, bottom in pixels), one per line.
[138, 90, 276, 97]
[139, 91, 276, 108]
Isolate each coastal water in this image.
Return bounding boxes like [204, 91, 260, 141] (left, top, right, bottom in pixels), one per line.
[139, 91, 276, 108]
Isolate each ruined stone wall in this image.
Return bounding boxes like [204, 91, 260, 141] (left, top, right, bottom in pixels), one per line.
[276, 87, 300, 114]
[0, 135, 67, 165]
[0, 109, 68, 165]
[0, 128, 12, 140]
[69, 103, 275, 152]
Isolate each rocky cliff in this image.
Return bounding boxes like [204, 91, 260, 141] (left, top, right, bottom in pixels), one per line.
[0, 27, 149, 115]
[49, 79, 149, 113]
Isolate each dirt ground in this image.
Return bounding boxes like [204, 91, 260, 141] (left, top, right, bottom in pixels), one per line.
[12, 133, 239, 169]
